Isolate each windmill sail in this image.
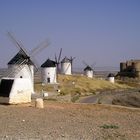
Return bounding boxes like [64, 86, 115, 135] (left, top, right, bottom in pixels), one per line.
[55, 48, 62, 73]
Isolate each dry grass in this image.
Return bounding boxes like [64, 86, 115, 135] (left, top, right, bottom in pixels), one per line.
[35, 74, 131, 95]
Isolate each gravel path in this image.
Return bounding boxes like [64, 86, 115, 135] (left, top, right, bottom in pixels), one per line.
[0, 102, 140, 140]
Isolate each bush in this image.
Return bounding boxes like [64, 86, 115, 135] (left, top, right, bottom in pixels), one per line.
[100, 124, 119, 129]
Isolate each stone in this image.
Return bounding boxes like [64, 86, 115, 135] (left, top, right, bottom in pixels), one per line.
[35, 98, 44, 109]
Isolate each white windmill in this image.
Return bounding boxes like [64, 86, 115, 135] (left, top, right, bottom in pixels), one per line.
[0, 32, 49, 104]
[61, 56, 75, 75]
[41, 58, 57, 84]
[7, 50, 35, 93]
[83, 61, 95, 78]
[107, 73, 115, 83]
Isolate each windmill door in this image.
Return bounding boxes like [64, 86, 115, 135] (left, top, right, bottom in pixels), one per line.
[0, 79, 14, 97]
[47, 78, 50, 83]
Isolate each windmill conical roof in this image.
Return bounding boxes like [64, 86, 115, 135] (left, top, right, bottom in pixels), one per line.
[8, 50, 34, 65]
[61, 56, 71, 63]
[41, 59, 56, 68]
[107, 73, 115, 77]
[84, 66, 93, 71]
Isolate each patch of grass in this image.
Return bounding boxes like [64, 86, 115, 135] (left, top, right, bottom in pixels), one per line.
[71, 93, 80, 102]
[44, 98, 57, 101]
[35, 83, 57, 93]
[100, 124, 119, 129]
[57, 74, 131, 95]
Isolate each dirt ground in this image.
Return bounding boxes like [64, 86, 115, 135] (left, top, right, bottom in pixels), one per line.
[0, 101, 140, 140]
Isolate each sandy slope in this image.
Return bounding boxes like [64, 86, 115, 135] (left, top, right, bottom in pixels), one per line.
[0, 102, 140, 140]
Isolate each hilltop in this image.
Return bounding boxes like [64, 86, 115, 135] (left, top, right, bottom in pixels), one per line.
[34, 74, 138, 105]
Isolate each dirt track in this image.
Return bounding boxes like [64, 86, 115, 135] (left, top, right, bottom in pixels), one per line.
[80, 90, 140, 108]
[0, 102, 140, 140]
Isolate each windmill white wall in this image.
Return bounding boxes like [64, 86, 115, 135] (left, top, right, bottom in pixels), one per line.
[8, 64, 34, 93]
[108, 77, 115, 83]
[61, 57, 72, 75]
[41, 67, 57, 84]
[0, 78, 32, 104]
[85, 70, 93, 78]
[61, 62, 72, 75]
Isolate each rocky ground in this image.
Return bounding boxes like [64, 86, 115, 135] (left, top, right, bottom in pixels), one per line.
[0, 102, 140, 140]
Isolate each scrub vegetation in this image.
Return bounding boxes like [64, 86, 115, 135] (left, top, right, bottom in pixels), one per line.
[35, 74, 131, 95]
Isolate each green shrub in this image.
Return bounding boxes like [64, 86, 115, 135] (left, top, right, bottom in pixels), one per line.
[100, 124, 119, 129]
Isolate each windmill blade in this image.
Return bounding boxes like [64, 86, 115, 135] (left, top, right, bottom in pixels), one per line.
[91, 62, 96, 68]
[70, 56, 76, 62]
[29, 56, 39, 72]
[29, 39, 50, 57]
[7, 32, 29, 56]
[58, 48, 62, 63]
[91, 62, 96, 73]
[72, 57, 76, 61]
[82, 60, 89, 67]
[4, 58, 28, 78]
[55, 53, 58, 63]
[7, 32, 38, 69]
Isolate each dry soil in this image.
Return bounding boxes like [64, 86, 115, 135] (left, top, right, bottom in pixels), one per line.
[0, 101, 140, 140]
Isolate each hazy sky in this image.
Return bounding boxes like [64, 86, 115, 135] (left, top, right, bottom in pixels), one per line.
[0, 0, 140, 70]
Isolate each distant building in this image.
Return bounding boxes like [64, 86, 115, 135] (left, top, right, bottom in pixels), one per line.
[118, 59, 140, 78]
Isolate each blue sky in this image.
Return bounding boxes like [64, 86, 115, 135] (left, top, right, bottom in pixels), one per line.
[0, 0, 140, 70]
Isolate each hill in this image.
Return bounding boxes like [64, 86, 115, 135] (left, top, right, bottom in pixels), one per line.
[34, 74, 133, 103]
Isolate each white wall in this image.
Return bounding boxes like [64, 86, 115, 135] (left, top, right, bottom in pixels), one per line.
[108, 77, 115, 83]
[61, 62, 72, 75]
[85, 70, 93, 78]
[0, 78, 32, 104]
[41, 67, 57, 84]
[8, 64, 34, 93]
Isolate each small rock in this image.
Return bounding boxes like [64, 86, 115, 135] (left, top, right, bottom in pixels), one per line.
[4, 135, 8, 138]
[61, 134, 65, 137]
[60, 126, 63, 129]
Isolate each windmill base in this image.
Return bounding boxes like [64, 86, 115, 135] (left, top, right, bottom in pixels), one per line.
[0, 78, 32, 104]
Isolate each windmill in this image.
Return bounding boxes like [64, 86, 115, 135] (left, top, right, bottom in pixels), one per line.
[41, 58, 57, 84]
[107, 73, 115, 83]
[83, 61, 95, 78]
[40, 48, 62, 85]
[0, 32, 49, 104]
[61, 56, 75, 75]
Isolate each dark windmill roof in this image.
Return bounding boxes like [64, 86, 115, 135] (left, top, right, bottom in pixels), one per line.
[61, 56, 71, 63]
[107, 73, 115, 77]
[41, 59, 56, 68]
[84, 66, 93, 71]
[8, 50, 34, 65]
